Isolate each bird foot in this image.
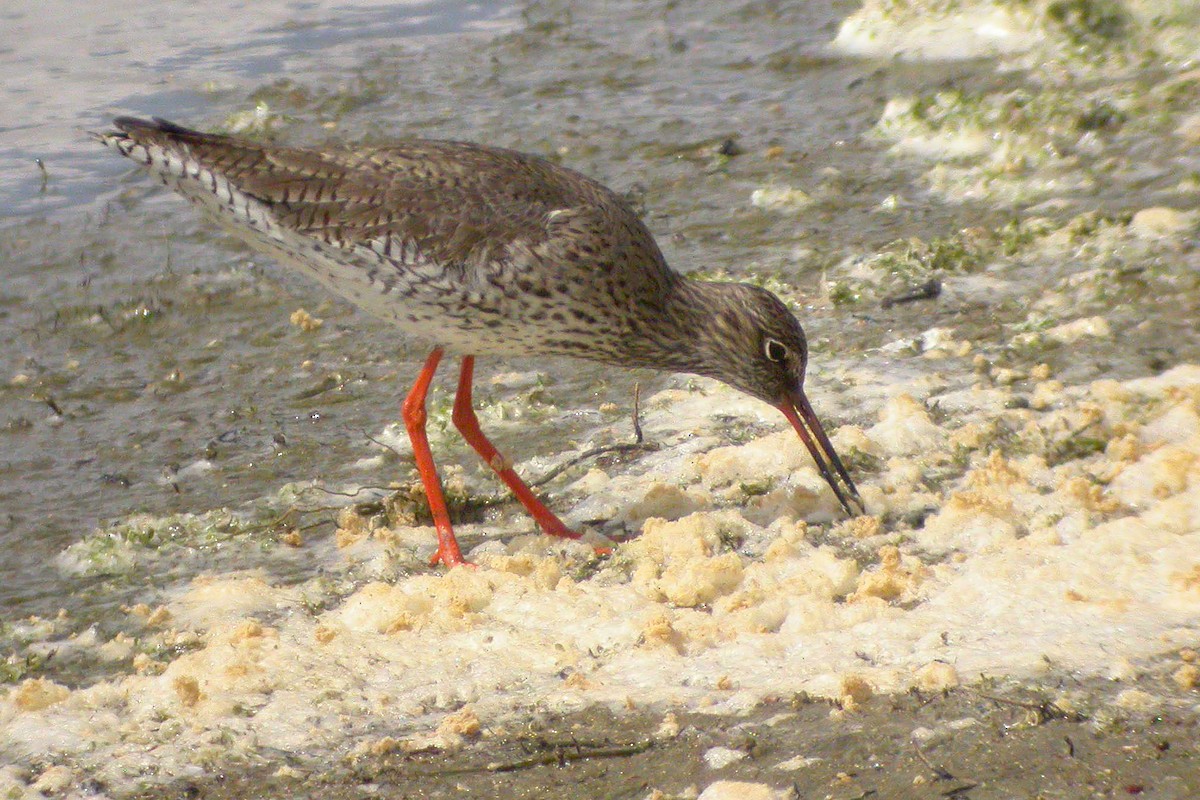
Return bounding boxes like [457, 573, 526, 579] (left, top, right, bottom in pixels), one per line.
[536, 518, 583, 540]
[429, 540, 475, 569]
[542, 523, 614, 559]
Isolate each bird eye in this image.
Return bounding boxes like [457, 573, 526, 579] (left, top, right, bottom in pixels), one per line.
[764, 338, 788, 363]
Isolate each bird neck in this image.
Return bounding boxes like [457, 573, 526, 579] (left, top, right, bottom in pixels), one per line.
[622, 276, 738, 376]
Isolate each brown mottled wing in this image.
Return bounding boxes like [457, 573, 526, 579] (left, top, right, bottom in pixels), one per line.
[102, 117, 673, 295]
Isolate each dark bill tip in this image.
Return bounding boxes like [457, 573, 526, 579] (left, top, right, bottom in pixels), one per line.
[776, 390, 865, 518]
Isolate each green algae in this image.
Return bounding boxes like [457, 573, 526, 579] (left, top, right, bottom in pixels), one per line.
[59, 511, 266, 579]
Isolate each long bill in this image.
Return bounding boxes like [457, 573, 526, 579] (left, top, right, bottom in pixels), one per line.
[776, 389, 865, 517]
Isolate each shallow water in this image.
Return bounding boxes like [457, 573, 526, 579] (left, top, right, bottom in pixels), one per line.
[1, 0, 517, 215]
[2, 0, 525, 613]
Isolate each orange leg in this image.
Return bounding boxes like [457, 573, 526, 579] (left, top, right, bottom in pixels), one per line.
[452, 356, 581, 540]
[401, 348, 467, 568]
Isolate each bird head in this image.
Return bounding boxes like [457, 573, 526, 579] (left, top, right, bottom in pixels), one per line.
[690, 283, 864, 517]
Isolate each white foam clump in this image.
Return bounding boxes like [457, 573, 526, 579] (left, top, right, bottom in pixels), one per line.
[3, 365, 1200, 791]
[866, 394, 942, 457]
[750, 185, 812, 212]
[831, 1, 1045, 60]
[874, 98, 995, 159]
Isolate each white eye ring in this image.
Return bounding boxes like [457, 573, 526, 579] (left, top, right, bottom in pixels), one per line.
[764, 338, 788, 362]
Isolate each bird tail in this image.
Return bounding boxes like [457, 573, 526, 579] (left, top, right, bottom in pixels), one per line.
[92, 115, 293, 260]
[91, 116, 231, 180]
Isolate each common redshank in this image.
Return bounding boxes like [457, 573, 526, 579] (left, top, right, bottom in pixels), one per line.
[95, 117, 864, 567]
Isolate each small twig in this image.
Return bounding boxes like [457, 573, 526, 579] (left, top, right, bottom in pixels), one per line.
[355, 394, 654, 497]
[315, 485, 396, 500]
[242, 507, 305, 535]
[240, 496, 373, 537]
[967, 689, 1086, 723]
[832, 790, 876, 800]
[881, 278, 941, 309]
[913, 741, 955, 781]
[364, 431, 405, 458]
[485, 739, 654, 773]
[632, 381, 643, 444]
[527, 442, 655, 489]
[526, 380, 652, 487]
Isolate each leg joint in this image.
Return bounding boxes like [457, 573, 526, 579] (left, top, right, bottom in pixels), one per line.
[450, 393, 474, 433]
[402, 396, 427, 431]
